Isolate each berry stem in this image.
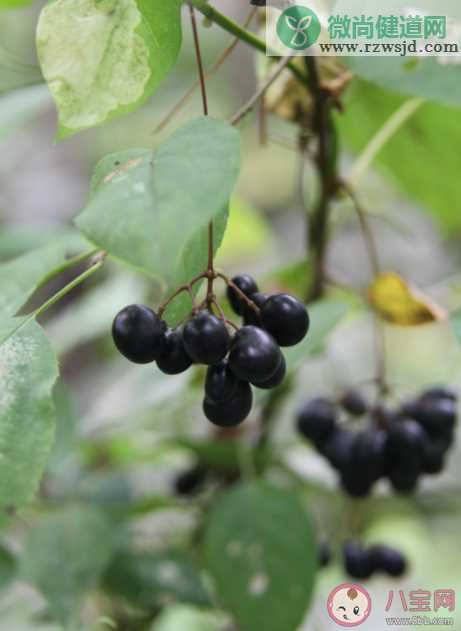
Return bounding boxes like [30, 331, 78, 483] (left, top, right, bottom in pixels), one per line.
[189, 2, 216, 311]
[158, 272, 207, 318]
[216, 272, 261, 316]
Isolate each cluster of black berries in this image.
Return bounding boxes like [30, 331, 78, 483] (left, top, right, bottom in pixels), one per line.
[296, 386, 457, 497]
[319, 540, 407, 579]
[343, 541, 407, 579]
[112, 274, 309, 427]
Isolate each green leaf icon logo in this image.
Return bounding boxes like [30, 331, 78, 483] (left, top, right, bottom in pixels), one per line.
[276, 6, 321, 50]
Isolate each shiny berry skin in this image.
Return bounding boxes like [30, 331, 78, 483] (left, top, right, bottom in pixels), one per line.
[227, 274, 259, 316]
[252, 354, 286, 389]
[296, 397, 336, 445]
[228, 325, 282, 384]
[205, 361, 239, 403]
[386, 419, 427, 469]
[341, 390, 368, 416]
[243, 292, 268, 326]
[403, 396, 456, 438]
[340, 430, 388, 497]
[320, 428, 355, 470]
[112, 304, 166, 364]
[156, 328, 192, 375]
[183, 312, 230, 365]
[343, 541, 373, 580]
[260, 294, 309, 347]
[203, 381, 253, 427]
[369, 545, 407, 577]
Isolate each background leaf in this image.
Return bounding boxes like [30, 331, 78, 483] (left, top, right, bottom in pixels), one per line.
[338, 80, 461, 233]
[0, 319, 58, 512]
[285, 300, 349, 371]
[0, 234, 90, 317]
[0, 45, 42, 94]
[75, 118, 240, 296]
[0, 544, 16, 591]
[203, 481, 317, 631]
[21, 507, 115, 626]
[103, 548, 211, 612]
[36, 0, 182, 137]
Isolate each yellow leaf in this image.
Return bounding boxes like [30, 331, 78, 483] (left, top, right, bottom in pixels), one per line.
[368, 272, 446, 325]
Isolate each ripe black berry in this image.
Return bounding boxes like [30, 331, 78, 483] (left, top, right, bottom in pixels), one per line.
[403, 396, 456, 438]
[260, 294, 309, 347]
[422, 440, 446, 474]
[421, 386, 457, 402]
[174, 466, 207, 496]
[205, 361, 239, 402]
[341, 390, 368, 416]
[203, 381, 253, 427]
[320, 427, 355, 470]
[386, 419, 427, 469]
[112, 304, 166, 364]
[251, 354, 286, 389]
[250, 0, 266, 6]
[243, 292, 268, 326]
[183, 312, 230, 365]
[343, 541, 373, 580]
[342, 430, 388, 498]
[369, 544, 407, 577]
[228, 325, 282, 384]
[389, 467, 419, 494]
[318, 540, 332, 568]
[156, 328, 192, 375]
[227, 274, 259, 316]
[296, 397, 336, 445]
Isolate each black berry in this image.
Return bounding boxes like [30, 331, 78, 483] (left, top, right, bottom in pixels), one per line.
[296, 397, 336, 445]
[260, 293, 309, 347]
[227, 274, 259, 316]
[341, 430, 388, 497]
[403, 396, 456, 438]
[369, 544, 407, 577]
[251, 354, 286, 389]
[320, 427, 355, 470]
[318, 540, 332, 568]
[203, 381, 253, 427]
[174, 466, 207, 496]
[205, 361, 239, 403]
[421, 386, 457, 402]
[183, 312, 230, 365]
[341, 390, 368, 416]
[228, 325, 282, 384]
[112, 304, 166, 364]
[422, 440, 446, 474]
[157, 328, 192, 375]
[343, 541, 373, 580]
[243, 292, 268, 326]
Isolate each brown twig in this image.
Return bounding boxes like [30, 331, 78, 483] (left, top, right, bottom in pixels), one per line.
[230, 55, 293, 126]
[340, 180, 381, 278]
[304, 56, 339, 302]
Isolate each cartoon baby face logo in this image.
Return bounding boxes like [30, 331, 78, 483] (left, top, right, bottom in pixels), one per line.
[327, 583, 372, 627]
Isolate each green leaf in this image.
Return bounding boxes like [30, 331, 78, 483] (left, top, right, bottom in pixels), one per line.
[0, 235, 90, 317]
[450, 309, 461, 346]
[338, 80, 461, 233]
[103, 548, 211, 612]
[203, 481, 317, 631]
[0, 0, 34, 8]
[75, 117, 240, 300]
[0, 319, 58, 512]
[151, 605, 226, 631]
[36, 0, 182, 137]
[0, 544, 16, 591]
[285, 300, 349, 372]
[345, 57, 461, 110]
[21, 507, 115, 626]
